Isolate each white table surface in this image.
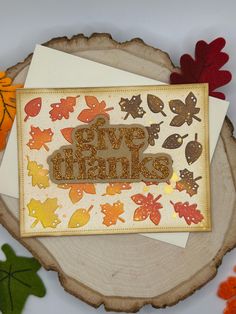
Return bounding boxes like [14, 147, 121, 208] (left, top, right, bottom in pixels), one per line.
[0, 1, 236, 313]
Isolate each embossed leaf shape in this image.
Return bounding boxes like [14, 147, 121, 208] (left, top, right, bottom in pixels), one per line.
[27, 198, 61, 228]
[101, 201, 125, 227]
[78, 96, 113, 123]
[169, 92, 201, 126]
[175, 169, 202, 197]
[170, 201, 204, 225]
[0, 244, 46, 314]
[27, 126, 54, 151]
[27, 157, 49, 189]
[119, 95, 146, 119]
[58, 183, 96, 204]
[49, 96, 79, 121]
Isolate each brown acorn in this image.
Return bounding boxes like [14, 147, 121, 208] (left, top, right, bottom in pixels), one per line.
[147, 94, 166, 116]
[185, 134, 202, 165]
[162, 133, 188, 149]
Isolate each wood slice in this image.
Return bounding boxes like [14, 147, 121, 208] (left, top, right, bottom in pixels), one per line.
[0, 33, 236, 313]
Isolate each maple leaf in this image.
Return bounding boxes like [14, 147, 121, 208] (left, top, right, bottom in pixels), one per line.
[27, 126, 54, 151]
[119, 95, 146, 120]
[27, 198, 61, 228]
[49, 96, 79, 121]
[170, 37, 232, 100]
[131, 193, 162, 225]
[170, 201, 204, 225]
[27, 157, 49, 189]
[58, 183, 96, 204]
[103, 182, 132, 196]
[0, 72, 23, 151]
[78, 96, 113, 123]
[0, 244, 46, 314]
[101, 201, 125, 227]
[169, 92, 201, 127]
[175, 169, 202, 197]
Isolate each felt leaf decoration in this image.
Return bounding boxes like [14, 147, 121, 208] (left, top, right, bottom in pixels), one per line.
[147, 94, 166, 116]
[24, 97, 42, 122]
[185, 133, 202, 164]
[119, 95, 146, 119]
[217, 268, 236, 314]
[162, 133, 188, 149]
[170, 37, 232, 100]
[175, 169, 202, 197]
[49, 96, 79, 121]
[131, 193, 162, 225]
[61, 127, 74, 143]
[27, 126, 53, 151]
[170, 201, 204, 225]
[169, 92, 201, 126]
[101, 201, 125, 227]
[146, 122, 163, 146]
[78, 96, 113, 123]
[0, 244, 46, 314]
[103, 182, 132, 196]
[27, 198, 61, 228]
[0, 72, 23, 151]
[27, 157, 49, 189]
[68, 205, 93, 228]
[58, 183, 96, 204]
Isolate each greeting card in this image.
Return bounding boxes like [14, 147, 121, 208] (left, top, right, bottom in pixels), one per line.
[17, 84, 210, 237]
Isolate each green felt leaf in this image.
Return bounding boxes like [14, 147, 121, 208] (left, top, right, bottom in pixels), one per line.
[0, 244, 46, 314]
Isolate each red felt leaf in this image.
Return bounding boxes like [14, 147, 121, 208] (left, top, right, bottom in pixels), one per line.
[170, 201, 204, 225]
[131, 193, 162, 225]
[170, 38, 232, 99]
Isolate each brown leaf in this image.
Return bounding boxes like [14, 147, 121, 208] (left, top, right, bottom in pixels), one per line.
[147, 94, 166, 116]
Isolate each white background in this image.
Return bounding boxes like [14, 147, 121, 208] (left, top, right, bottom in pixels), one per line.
[0, 0, 236, 313]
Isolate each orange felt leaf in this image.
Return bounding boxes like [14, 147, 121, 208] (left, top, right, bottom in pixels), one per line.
[49, 96, 79, 121]
[27, 126, 54, 151]
[58, 183, 96, 204]
[218, 277, 236, 300]
[101, 201, 125, 227]
[224, 299, 236, 314]
[0, 72, 23, 151]
[104, 182, 132, 196]
[78, 96, 113, 123]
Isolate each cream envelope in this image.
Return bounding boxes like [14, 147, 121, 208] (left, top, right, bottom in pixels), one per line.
[0, 45, 229, 245]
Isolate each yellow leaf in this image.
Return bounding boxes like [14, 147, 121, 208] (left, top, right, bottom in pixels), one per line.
[68, 205, 93, 228]
[27, 198, 61, 228]
[27, 157, 49, 189]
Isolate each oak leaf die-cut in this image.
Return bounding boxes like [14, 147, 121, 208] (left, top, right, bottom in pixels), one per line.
[27, 198, 61, 229]
[27, 157, 49, 189]
[119, 95, 146, 119]
[170, 201, 204, 225]
[169, 92, 201, 126]
[0, 244, 46, 314]
[101, 201, 125, 227]
[175, 169, 202, 197]
[49, 96, 79, 121]
[78, 96, 113, 123]
[27, 126, 53, 151]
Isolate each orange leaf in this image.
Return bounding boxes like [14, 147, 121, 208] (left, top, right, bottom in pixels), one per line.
[49, 96, 79, 121]
[0, 72, 23, 151]
[101, 201, 125, 227]
[27, 126, 54, 151]
[103, 182, 132, 196]
[58, 183, 96, 204]
[61, 127, 74, 143]
[78, 96, 113, 123]
[218, 277, 236, 300]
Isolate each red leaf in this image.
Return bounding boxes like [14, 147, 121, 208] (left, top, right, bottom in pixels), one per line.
[49, 96, 79, 121]
[131, 193, 162, 225]
[78, 96, 113, 123]
[170, 38, 232, 99]
[24, 97, 42, 122]
[170, 201, 204, 225]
